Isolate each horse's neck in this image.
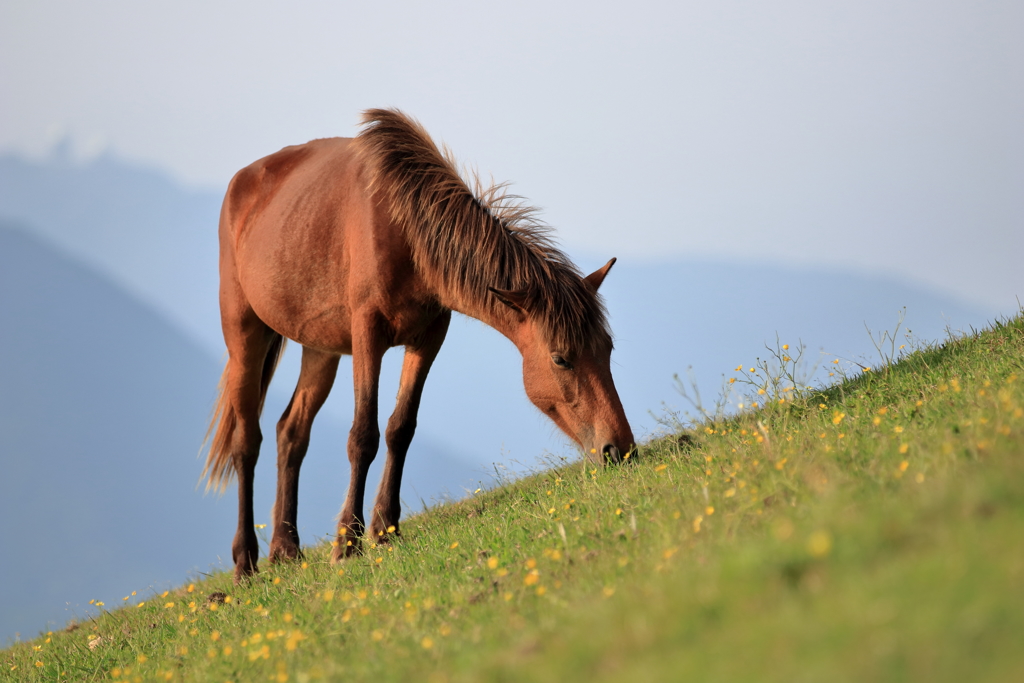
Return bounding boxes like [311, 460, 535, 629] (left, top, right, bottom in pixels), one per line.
[444, 295, 521, 349]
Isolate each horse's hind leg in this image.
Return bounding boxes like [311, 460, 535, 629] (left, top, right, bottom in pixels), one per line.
[222, 317, 282, 581]
[370, 310, 451, 542]
[269, 347, 340, 563]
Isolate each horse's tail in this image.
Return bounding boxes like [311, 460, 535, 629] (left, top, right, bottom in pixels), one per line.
[201, 333, 287, 493]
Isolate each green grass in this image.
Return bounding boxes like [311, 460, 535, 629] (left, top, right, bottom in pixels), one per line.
[5, 314, 1024, 682]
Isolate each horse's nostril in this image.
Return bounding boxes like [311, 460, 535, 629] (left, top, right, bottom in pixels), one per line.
[602, 444, 622, 464]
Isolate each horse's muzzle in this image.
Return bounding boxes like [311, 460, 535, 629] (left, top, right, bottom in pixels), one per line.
[602, 443, 624, 464]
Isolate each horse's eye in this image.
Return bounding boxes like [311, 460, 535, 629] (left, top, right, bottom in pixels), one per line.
[552, 355, 573, 370]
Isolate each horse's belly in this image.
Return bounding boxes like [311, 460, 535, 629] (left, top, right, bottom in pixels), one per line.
[233, 226, 352, 353]
[244, 265, 355, 354]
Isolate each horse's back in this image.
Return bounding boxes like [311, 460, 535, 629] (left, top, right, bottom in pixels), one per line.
[221, 138, 357, 245]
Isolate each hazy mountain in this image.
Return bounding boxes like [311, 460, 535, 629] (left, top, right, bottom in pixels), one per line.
[598, 259, 1000, 436]
[0, 147, 223, 352]
[0, 223, 485, 643]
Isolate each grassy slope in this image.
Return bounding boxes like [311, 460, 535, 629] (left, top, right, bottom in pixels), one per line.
[5, 314, 1024, 682]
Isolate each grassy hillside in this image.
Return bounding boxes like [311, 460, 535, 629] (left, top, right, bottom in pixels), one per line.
[5, 313, 1024, 682]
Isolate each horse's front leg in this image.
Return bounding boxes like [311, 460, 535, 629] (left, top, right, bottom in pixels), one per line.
[370, 310, 451, 542]
[269, 348, 340, 563]
[332, 313, 388, 562]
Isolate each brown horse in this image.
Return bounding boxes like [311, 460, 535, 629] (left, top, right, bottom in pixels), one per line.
[203, 109, 634, 581]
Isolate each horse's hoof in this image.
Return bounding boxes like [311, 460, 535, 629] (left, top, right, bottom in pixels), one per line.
[330, 540, 362, 564]
[233, 562, 259, 584]
[368, 521, 401, 545]
[268, 540, 302, 564]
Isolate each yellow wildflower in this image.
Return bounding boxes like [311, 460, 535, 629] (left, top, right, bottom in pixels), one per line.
[807, 531, 832, 557]
[284, 630, 306, 652]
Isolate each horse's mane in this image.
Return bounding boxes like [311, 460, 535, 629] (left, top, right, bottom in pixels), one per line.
[354, 108, 610, 353]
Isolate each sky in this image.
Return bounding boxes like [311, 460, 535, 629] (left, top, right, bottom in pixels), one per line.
[1, 0, 1022, 312]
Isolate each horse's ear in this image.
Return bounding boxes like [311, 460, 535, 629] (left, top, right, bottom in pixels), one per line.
[584, 257, 617, 293]
[489, 287, 530, 318]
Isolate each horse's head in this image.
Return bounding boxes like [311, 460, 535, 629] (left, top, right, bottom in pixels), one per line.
[491, 258, 635, 465]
